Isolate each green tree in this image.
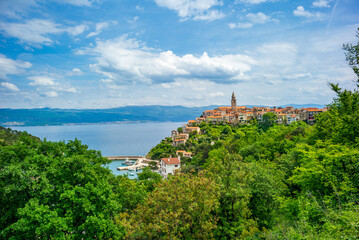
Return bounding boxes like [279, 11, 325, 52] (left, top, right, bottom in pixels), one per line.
[121, 173, 219, 239]
[137, 167, 162, 191]
[0, 133, 131, 239]
[343, 27, 359, 83]
[261, 112, 277, 129]
[204, 148, 258, 238]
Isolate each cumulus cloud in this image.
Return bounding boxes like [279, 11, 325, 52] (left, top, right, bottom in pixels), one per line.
[154, 0, 225, 21]
[0, 19, 88, 46]
[312, 0, 330, 8]
[0, 54, 32, 79]
[77, 35, 256, 85]
[86, 21, 117, 38]
[1, 82, 20, 91]
[229, 12, 277, 29]
[293, 6, 323, 20]
[28, 76, 56, 86]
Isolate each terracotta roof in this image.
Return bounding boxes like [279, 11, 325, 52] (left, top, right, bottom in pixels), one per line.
[174, 139, 186, 142]
[188, 120, 196, 123]
[161, 157, 181, 165]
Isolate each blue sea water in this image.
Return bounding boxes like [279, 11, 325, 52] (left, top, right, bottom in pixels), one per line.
[11, 122, 183, 176]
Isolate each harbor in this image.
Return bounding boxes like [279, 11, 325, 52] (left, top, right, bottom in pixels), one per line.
[105, 156, 159, 178]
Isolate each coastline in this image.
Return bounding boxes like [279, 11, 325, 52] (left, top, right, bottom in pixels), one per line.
[1, 120, 182, 128]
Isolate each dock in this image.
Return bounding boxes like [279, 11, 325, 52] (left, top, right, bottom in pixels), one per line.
[106, 156, 144, 160]
[105, 156, 159, 171]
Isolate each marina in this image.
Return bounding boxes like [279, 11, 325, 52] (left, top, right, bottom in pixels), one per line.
[105, 156, 159, 178]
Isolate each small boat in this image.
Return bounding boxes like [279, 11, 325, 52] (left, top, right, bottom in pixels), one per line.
[123, 158, 134, 166]
[129, 172, 135, 176]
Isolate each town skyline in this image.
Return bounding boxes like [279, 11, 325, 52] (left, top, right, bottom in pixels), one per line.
[0, 0, 359, 109]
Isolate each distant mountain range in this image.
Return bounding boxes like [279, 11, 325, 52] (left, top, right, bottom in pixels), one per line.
[0, 104, 326, 126]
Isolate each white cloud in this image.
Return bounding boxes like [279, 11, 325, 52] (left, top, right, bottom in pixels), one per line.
[127, 16, 139, 24]
[154, 0, 225, 21]
[293, 6, 323, 19]
[54, 86, 77, 93]
[0, 19, 88, 46]
[28, 75, 77, 95]
[67, 24, 88, 36]
[0, 54, 32, 79]
[236, 0, 274, 4]
[229, 12, 277, 29]
[52, 0, 95, 7]
[78, 35, 256, 85]
[1, 82, 20, 91]
[71, 68, 83, 76]
[43, 91, 58, 97]
[86, 21, 117, 38]
[0, 0, 37, 18]
[312, 0, 330, 8]
[247, 12, 270, 23]
[193, 9, 225, 21]
[28, 76, 56, 86]
[230, 22, 253, 29]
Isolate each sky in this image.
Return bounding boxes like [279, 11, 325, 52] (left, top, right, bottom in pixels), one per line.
[0, 0, 358, 109]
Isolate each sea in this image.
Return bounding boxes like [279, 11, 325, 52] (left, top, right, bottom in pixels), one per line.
[10, 122, 184, 178]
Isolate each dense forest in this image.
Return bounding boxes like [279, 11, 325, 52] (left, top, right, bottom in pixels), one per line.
[1, 30, 358, 239]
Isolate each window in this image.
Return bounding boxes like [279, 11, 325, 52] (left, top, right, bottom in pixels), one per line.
[175, 165, 178, 167]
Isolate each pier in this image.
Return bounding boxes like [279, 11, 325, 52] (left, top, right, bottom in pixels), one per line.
[106, 156, 144, 160]
[106, 156, 159, 171]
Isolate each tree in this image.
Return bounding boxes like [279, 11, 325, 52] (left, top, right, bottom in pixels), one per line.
[137, 167, 162, 191]
[343, 27, 359, 84]
[121, 173, 219, 239]
[177, 127, 183, 133]
[261, 112, 277, 129]
[204, 148, 258, 238]
[0, 133, 131, 239]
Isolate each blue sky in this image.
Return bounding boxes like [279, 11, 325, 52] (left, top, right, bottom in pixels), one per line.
[0, 0, 358, 109]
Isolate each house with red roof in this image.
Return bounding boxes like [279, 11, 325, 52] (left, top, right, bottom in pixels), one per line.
[160, 156, 181, 178]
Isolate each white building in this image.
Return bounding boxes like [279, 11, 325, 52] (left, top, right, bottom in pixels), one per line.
[160, 157, 181, 178]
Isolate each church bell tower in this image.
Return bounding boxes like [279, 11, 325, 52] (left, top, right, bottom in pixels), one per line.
[231, 92, 236, 112]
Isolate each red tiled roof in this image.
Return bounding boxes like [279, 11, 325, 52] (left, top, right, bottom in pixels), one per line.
[174, 139, 186, 142]
[161, 157, 180, 165]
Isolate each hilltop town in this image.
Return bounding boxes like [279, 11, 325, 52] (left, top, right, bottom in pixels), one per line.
[171, 92, 326, 147]
[158, 92, 328, 178]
